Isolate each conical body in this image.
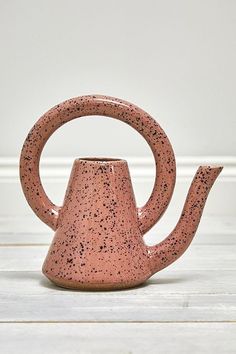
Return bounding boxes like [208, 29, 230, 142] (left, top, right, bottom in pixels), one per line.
[43, 158, 151, 289]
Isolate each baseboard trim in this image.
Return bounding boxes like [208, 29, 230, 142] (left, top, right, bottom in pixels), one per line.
[0, 156, 235, 216]
[1, 156, 235, 181]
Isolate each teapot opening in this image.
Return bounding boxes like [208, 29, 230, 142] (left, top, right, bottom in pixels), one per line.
[77, 157, 125, 164]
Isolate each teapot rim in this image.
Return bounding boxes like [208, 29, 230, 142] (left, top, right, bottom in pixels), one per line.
[76, 157, 127, 165]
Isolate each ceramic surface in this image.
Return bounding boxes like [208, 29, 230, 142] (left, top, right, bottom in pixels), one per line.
[20, 95, 223, 289]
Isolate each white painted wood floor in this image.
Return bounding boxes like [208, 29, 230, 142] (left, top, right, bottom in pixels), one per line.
[0, 215, 235, 353]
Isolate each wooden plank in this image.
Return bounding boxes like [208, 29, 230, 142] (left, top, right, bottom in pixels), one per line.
[145, 232, 236, 246]
[0, 232, 235, 246]
[0, 270, 235, 322]
[0, 245, 235, 271]
[0, 216, 235, 245]
[0, 215, 234, 234]
[0, 233, 51, 245]
[0, 270, 235, 295]
[0, 323, 235, 354]
[0, 215, 50, 234]
[2, 294, 236, 322]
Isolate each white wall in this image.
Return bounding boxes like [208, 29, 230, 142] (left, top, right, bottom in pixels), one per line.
[0, 0, 235, 218]
[0, 0, 235, 158]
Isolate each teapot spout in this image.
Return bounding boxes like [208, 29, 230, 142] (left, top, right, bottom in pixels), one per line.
[148, 165, 223, 274]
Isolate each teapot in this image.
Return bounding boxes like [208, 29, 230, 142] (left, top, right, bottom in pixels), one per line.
[20, 95, 222, 290]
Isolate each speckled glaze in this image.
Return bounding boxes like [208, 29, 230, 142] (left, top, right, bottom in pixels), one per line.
[20, 95, 223, 290]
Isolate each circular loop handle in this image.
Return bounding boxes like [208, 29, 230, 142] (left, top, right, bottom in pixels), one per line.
[20, 95, 176, 233]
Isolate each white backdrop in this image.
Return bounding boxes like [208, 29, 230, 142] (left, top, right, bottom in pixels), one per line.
[0, 0, 235, 157]
[0, 0, 235, 218]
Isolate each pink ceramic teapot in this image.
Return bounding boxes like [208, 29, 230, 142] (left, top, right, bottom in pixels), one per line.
[20, 95, 222, 290]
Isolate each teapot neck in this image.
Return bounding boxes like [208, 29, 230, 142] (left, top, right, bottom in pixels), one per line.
[60, 157, 138, 225]
[72, 157, 129, 179]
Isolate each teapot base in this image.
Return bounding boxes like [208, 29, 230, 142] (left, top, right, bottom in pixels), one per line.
[44, 273, 148, 291]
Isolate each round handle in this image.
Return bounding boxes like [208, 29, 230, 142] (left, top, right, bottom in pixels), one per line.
[20, 95, 176, 233]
